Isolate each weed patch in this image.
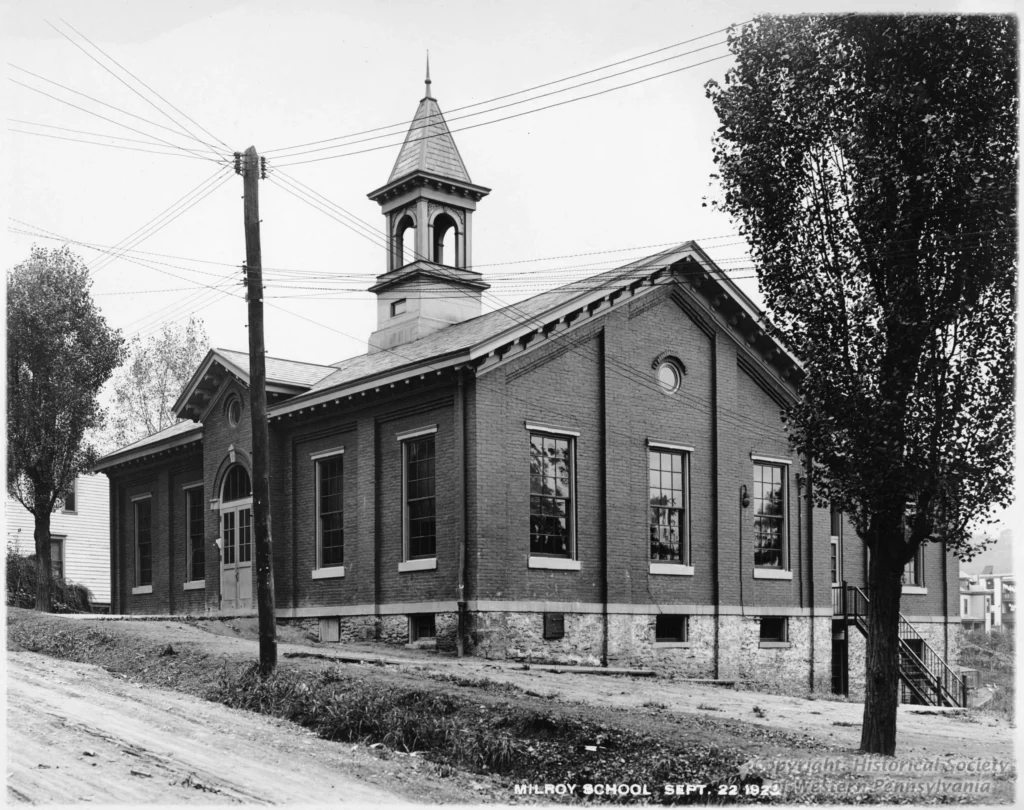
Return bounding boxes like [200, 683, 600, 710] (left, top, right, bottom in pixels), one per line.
[207, 661, 756, 802]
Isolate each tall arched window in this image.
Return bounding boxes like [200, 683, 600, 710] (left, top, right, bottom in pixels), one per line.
[221, 464, 252, 503]
[432, 213, 458, 266]
[395, 214, 416, 267]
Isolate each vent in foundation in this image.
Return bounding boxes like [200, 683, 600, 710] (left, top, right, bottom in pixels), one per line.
[543, 612, 565, 640]
[319, 617, 340, 643]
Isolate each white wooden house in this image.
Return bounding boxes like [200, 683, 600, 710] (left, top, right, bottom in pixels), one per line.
[6, 473, 111, 609]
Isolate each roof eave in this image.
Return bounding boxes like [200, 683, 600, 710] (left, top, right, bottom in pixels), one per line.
[367, 170, 491, 203]
[93, 428, 203, 473]
[269, 349, 472, 418]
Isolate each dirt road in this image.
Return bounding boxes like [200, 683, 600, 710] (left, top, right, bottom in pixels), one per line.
[6, 650, 467, 805]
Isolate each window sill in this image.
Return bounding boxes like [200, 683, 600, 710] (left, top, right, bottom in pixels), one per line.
[312, 566, 345, 580]
[650, 563, 694, 576]
[902, 585, 927, 595]
[655, 641, 692, 649]
[753, 568, 793, 580]
[528, 556, 581, 571]
[183, 580, 205, 591]
[398, 558, 437, 573]
[132, 585, 153, 595]
[758, 641, 792, 649]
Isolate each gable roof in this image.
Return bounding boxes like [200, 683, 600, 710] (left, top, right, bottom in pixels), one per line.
[97, 241, 803, 468]
[308, 246, 691, 396]
[270, 241, 803, 416]
[171, 348, 337, 420]
[388, 95, 471, 184]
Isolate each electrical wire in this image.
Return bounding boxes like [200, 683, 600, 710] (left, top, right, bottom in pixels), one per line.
[8, 127, 225, 160]
[272, 52, 734, 168]
[269, 38, 730, 161]
[9, 119, 226, 153]
[7, 64, 229, 154]
[50, 19, 230, 156]
[89, 169, 234, 273]
[9, 78, 228, 164]
[263, 22, 749, 154]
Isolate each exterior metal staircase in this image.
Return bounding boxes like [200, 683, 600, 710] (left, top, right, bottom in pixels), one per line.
[837, 583, 967, 707]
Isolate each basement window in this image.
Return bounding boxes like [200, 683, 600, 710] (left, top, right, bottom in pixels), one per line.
[759, 617, 788, 646]
[391, 298, 407, 318]
[410, 614, 436, 641]
[655, 614, 688, 643]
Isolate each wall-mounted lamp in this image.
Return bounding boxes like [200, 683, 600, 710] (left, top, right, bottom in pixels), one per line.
[740, 484, 750, 509]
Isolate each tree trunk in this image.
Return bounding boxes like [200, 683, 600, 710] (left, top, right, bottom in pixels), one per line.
[34, 510, 53, 613]
[860, 544, 903, 755]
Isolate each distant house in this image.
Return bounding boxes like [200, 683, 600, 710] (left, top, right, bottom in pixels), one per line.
[960, 568, 1015, 633]
[5, 473, 111, 610]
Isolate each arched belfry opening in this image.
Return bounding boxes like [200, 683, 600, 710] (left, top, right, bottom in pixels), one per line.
[394, 213, 417, 267]
[432, 212, 459, 266]
[366, 64, 492, 354]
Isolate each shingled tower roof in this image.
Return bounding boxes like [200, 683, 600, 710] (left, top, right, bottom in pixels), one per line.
[388, 60, 471, 184]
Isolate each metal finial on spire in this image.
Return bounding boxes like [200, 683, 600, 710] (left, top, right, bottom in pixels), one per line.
[425, 51, 432, 98]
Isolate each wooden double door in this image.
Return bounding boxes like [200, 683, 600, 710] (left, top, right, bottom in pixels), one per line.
[220, 503, 252, 610]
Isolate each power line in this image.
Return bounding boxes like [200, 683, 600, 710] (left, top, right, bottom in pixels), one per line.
[270, 171, 387, 244]
[8, 127, 225, 160]
[90, 168, 234, 273]
[268, 38, 730, 161]
[9, 119, 226, 153]
[8, 64, 229, 153]
[50, 19, 229, 156]
[272, 52, 733, 168]
[9, 78, 228, 164]
[263, 22, 748, 155]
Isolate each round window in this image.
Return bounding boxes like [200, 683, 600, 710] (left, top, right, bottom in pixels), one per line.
[657, 360, 682, 394]
[227, 397, 242, 427]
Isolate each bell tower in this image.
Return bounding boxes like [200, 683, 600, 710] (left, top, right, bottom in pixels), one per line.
[366, 60, 491, 354]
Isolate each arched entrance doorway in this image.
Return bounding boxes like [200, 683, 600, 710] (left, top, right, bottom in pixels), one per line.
[220, 464, 253, 610]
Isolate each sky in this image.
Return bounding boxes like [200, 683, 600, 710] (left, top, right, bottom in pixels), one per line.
[2, 0, 1018, 533]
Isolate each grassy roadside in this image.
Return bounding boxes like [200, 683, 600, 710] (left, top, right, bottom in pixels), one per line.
[6, 609, 1011, 805]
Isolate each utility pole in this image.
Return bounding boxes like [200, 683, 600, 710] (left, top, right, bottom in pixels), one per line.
[239, 145, 277, 675]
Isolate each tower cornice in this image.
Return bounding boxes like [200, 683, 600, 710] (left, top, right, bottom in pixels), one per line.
[367, 170, 491, 205]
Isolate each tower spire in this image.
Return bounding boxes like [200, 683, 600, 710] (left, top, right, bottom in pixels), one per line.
[424, 51, 432, 98]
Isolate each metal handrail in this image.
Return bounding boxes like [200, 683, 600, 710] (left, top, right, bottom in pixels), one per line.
[844, 584, 966, 707]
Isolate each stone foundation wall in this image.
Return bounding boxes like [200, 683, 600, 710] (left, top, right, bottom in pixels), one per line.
[292, 611, 460, 647]
[466, 610, 822, 693]
[841, 619, 961, 702]
[467, 611, 604, 665]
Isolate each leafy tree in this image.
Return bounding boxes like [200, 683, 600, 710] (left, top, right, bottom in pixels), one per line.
[7, 246, 125, 612]
[106, 317, 208, 449]
[707, 14, 1016, 754]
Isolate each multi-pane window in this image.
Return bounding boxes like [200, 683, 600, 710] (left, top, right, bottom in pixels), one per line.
[902, 547, 923, 586]
[901, 502, 923, 586]
[649, 450, 688, 563]
[222, 511, 236, 565]
[187, 487, 205, 581]
[529, 433, 574, 557]
[222, 464, 252, 502]
[830, 505, 842, 585]
[62, 483, 77, 513]
[135, 498, 152, 587]
[50, 537, 64, 580]
[238, 508, 252, 563]
[405, 437, 436, 559]
[753, 463, 786, 568]
[318, 456, 344, 567]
